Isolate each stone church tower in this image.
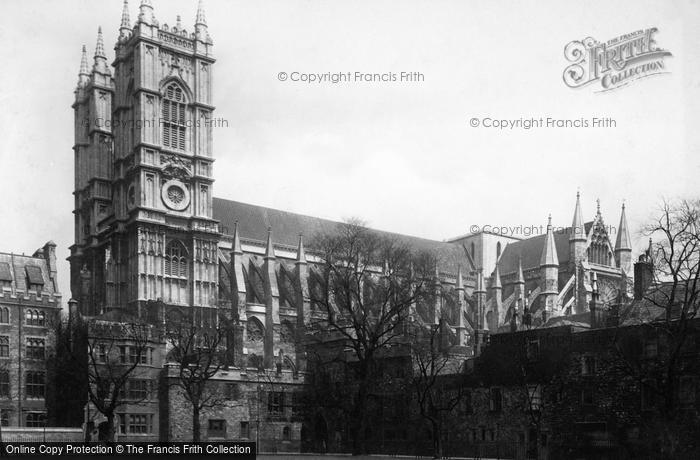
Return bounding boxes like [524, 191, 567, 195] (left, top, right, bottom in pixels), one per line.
[70, 0, 219, 321]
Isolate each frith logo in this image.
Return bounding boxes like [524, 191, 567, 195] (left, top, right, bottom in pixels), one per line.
[563, 28, 672, 92]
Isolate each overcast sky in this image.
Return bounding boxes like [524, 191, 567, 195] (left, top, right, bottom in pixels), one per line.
[0, 0, 698, 303]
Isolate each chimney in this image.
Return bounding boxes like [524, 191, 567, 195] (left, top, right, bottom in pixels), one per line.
[634, 253, 654, 300]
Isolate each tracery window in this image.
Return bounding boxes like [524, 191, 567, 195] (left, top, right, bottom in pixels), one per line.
[165, 240, 188, 278]
[162, 83, 187, 150]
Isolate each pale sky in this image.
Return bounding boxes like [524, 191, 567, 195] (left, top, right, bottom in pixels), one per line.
[0, 0, 698, 303]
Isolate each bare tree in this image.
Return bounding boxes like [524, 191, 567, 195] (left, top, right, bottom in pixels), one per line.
[84, 318, 154, 442]
[410, 321, 464, 458]
[164, 309, 228, 442]
[614, 198, 700, 458]
[308, 219, 435, 454]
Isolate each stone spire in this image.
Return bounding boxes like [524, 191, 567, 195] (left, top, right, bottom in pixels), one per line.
[77, 45, 89, 88]
[295, 234, 306, 264]
[138, 0, 155, 25]
[195, 0, 208, 40]
[540, 214, 559, 267]
[231, 221, 242, 254]
[570, 191, 586, 242]
[264, 227, 275, 259]
[615, 202, 632, 251]
[196, 0, 207, 26]
[92, 27, 109, 75]
[615, 202, 633, 274]
[119, 0, 131, 39]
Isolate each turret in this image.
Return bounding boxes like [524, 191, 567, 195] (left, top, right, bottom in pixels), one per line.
[540, 214, 559, 316]
[614, 202, 633, 275]
[138, 0, 155, 26]
[295, 234, 310, 326]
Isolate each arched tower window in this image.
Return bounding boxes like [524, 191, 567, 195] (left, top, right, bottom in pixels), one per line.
[162, 83, 187, 150]
[165, 240, 188, 278]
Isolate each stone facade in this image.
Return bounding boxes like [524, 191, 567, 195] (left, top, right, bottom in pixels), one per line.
[0, 242, 61, 427]
[67, 1, 639, 448]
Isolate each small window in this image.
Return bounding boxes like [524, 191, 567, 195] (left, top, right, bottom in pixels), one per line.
[240, 421, 250, 439]
[282, 426, 291, 441]
[268, 391, 285, 416]
[489, 387, 502, 412]
[98, 345, 107, 363]
[527, 384, 542, 411]
[226, 383, 241, 400]
[119, 346, 127, 364]
[0, 336, 9, 358]
[128, 379, 151, 400]
[581, 388, 594, 406]
[1, 409, 9, 427]
[208, 419, 226, 438]
[26, 338, 45, 360]
[582, 355, 596, 375]
[526, 339, 540, 361]
[0, 371, 10, 397]
[25, 371, 45, 399]
[0, 307, 9, 324]
[25, 412, 45, 427]
[128, 414, 153, 434]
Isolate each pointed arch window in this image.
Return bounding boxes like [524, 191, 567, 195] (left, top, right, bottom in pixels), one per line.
[165, 240, 188, 278]
[162, 83, 187, 150]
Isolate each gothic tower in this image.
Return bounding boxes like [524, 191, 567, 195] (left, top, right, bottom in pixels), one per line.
[70, 30, 115, 316]
[70, 0, 220, 321]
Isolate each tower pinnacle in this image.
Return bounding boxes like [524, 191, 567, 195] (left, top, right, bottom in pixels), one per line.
[138, 0, 155, 25]
[77, 45, 89, 87]
[615, 202, 632, 251]
[92, 28, 109, 75]
[296, 234, 306, 264]
[119, 0, 131, 39]
[540, 214, 559, 267]
[570, 191, 586, 242]
[195, 0, 209, 41]
[265, 227, 275, 259]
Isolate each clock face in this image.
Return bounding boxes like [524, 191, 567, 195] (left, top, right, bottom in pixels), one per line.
[161, 179, 190, 211]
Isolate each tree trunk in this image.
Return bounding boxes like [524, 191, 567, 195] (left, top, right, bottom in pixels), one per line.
[351, 367, 370, 455]
[192, 406, 201, 442]
[105, 412, 116, 443]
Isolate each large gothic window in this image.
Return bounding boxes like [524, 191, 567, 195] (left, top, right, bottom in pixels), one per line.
[162, 83, 187, 150]
[165, 240, 188, 278]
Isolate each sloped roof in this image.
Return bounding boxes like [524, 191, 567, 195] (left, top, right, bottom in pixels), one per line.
[0, 252, 55, 293]
[213, 197, 471, 273]
[498, 222, 593, 276]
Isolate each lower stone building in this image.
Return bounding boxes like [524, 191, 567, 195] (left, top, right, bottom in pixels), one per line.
[160, 365, 306, 451]
[0, 242, 61, 428]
